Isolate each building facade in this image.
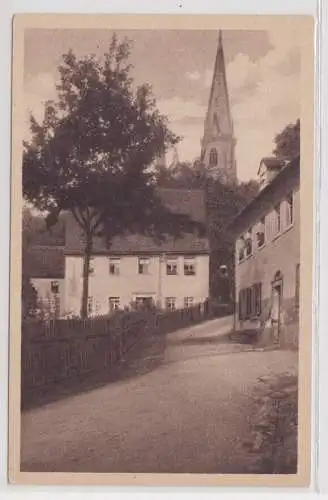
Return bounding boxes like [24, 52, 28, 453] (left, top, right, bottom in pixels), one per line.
[63, 188, 210, 317]
[65, 253, 209, 316]
[231, 156, 300, 348]
[23, 246, 65, 318]
[200, 31, 237, 184]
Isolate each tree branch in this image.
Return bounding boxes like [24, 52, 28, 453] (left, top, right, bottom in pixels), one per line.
[71, 207, 87, 231]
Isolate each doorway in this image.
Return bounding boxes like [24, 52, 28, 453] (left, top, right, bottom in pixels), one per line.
[271, 272, 283, 343]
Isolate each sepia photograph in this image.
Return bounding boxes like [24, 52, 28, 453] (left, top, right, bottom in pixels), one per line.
[9, 14, 314, 486]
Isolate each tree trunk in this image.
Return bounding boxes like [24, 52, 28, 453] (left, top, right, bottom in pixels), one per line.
[80, 234, 93, 319]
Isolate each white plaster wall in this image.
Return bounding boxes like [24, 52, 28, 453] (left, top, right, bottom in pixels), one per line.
[65, 254, 210, 316]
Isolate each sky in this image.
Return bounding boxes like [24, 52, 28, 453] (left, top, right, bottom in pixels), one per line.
[24, 28, 301, 181]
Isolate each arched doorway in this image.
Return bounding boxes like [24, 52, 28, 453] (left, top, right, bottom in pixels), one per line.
[271, 270, 283, 342]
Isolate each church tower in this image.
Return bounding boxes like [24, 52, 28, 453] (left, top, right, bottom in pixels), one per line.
[200, 30, 237, 183]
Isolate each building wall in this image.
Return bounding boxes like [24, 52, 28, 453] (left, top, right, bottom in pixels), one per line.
[234, 186, 300, 345]
[258, 167, 280, 191]
[65, 254, 210, 316]
[31, 278, 65, 317]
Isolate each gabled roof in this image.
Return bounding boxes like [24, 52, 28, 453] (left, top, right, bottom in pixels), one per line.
[230, 155, 300, 237]
[64, 188, 209, 256]
[257, 156, 290, 175]
[157, 188, 206, 223]
[22, 246, 65, 279]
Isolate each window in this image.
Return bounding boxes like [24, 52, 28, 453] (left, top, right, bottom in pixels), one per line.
[246, 287, 252, 317]
[184, 297, 194, 309]
[108, 296, 120, 312]
[245, 228, 253, 257]
[88, 258, 95, 276]
[87, 296, 93, 315]
[138, 257, 150, 275]
[239, 289, 247, 320]
[109, 257, 120, 275]
[165, 297, 176, 311]
[256, 217, 265, 248]
[238, 283, 262, 320]
[184, 257, 196, 276]
[51, 280, 59, 294]
[295, 263, 300, 313]
[286, 192, 294, 226]
[238, 238, 245, 262]
[166, 259, 178, 275]
[209, 148, 218, 167]
[274, 203, 281, 234]
[252, 283, 262, 316]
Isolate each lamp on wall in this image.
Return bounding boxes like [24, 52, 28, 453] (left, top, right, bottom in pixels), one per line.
[219, 264, 228, 278]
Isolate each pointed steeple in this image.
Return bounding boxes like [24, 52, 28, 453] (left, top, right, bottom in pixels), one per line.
[204, 30, 233, 141]
[201, 30, 237, 183]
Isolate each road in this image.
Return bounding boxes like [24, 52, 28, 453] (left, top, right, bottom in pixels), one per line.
[21, 316, 298, 473]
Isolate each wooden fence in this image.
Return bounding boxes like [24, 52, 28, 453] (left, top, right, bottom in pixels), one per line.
[21, 302, 233, 407]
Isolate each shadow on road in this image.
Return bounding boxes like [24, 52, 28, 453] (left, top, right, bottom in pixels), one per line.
[22, 332, 167, 412]
[169, 331, 258, 347]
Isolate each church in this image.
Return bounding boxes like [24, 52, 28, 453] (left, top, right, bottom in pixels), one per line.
[200, 30, 237, 184]
[24, 32, 236, 318]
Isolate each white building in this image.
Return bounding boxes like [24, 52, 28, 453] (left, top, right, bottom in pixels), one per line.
[64, 189, 210, 316]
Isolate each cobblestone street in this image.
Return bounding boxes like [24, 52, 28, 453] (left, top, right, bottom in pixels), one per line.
[21, 317, 298, 473]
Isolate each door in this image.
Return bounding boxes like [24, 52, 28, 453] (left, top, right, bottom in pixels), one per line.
[271, 283, 282, 342]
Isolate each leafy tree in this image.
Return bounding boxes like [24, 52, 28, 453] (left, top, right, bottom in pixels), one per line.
[273, 119, 300, 159]
[23, 35, 199, 318]
[154, 159, 208, 190]
[154, 160, 259, 301]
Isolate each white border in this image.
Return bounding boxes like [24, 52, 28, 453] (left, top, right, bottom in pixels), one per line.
[1, 0, 321, 498]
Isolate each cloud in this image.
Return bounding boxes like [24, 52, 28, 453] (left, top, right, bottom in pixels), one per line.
[157, 96, 206, 123]
[204, 69, 212, 88]
[157, 96, 206, 163]
[223, 28, 301, 181]
[185, 70, 201, 81]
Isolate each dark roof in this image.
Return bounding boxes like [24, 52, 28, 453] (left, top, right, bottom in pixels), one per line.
[22, 246, 65, 279]
[65, 188, 209, 255]
[257, 156, 289, 174]
[230, 156, 300, 236]
[156, 188, 206, 223]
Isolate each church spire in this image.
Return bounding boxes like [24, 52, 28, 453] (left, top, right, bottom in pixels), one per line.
[200, 30, 237, 183]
